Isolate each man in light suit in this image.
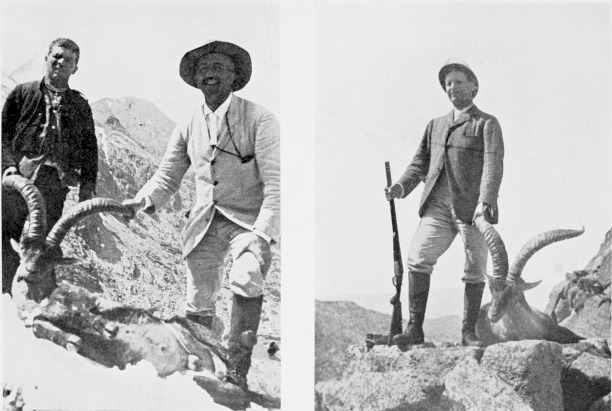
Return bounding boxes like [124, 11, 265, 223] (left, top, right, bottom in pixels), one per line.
[385, 59, 504, 349]
[124, 41, 279, 389]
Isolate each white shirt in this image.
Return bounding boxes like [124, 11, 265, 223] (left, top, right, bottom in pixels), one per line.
[202, 93, 233, 146]
[453, 103, 474, 121]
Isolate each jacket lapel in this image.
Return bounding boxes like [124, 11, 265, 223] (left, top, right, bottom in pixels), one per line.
[212, 97, 242, 160]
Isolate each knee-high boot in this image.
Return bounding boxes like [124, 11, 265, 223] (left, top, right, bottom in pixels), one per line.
[461, 282, 485, 347]
[393, 271, 430, 350]
[225, 293, 263, 390]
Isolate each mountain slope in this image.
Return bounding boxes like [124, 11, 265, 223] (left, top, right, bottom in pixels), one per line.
[315, 300, 460, 382]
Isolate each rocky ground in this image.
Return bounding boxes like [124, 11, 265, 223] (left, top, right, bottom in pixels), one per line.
[316, 227, 611, 410]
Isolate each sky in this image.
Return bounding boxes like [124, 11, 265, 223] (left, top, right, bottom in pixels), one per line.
[314, 2, 612, 313]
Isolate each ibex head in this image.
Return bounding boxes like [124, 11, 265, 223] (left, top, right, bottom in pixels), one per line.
[473, 214, 584, 323]
[3, 175, 135, 309]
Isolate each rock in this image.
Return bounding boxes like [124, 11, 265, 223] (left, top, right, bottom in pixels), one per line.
[315, 344, 481, 411]
[561, 296, 611, 339]
[481, 341, 563, 411]
[562, 341, 611, 411]
[444, 356, 533, 410]
[552, 228, 611, 340]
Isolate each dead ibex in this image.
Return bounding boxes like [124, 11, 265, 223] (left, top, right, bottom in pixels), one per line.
[2, 175, 243, 377]
[473, 215, 585, 347]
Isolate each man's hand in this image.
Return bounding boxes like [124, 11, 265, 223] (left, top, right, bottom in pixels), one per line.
[384, 183, 403, 200]
[2, 167, 19, 180]
[473, 202, 496, 224]
[234, 232, 272, 274]
[121, 197, 146, 221]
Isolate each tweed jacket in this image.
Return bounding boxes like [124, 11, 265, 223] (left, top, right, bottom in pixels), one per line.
[137, 95, 280, 258]
[397, 105, 504, 224]
[1, 79, 98, 192]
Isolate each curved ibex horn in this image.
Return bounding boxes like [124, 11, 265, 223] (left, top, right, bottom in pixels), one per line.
[508, 227, 585, 282]
[473, 214, 509, 282]
[2, 175, 47, 241]
[46, 198, 136, 249]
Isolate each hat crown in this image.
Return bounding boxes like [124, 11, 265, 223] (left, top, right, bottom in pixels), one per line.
[179, 40, 252, 91]
[442, 58, 473, 71]
[438, 58, 479, 94]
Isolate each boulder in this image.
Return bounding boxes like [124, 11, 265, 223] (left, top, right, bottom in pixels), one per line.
[562, 341, 611, 411]
[315, 344, 480, 411]
[444, 356, 533, 410]
[480, 341, 563, 411]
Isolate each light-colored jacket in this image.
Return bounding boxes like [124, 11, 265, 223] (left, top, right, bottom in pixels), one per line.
[137, 96, 280, 258]
[397, 105, 504, 224]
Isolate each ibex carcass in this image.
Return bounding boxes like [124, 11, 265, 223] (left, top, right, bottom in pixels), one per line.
[2, 175, 242, 377]
[473, 215, 585, 347]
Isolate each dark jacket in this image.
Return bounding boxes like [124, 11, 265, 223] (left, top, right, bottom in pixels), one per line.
[397, 105, 504, 224]
[2, 79, 98, 192]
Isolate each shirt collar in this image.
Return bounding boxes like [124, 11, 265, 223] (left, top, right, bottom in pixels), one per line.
[453, 103, 474, 121]
[203, 93, 233, 119]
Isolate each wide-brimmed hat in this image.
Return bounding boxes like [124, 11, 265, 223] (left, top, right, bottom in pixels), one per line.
[179, 40, 252, 91]
[438, 58, 478, 95]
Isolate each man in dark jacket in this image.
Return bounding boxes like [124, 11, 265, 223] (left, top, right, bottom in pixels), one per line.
[385, 59, 504, 349]
[2, 38, 98, 293]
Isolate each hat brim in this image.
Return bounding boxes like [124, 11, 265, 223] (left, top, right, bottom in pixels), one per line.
[438, 63, 478, 92]
[179, 41, 252, 91]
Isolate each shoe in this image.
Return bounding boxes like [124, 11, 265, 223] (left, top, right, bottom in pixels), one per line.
[222, 369, 249, 391]
[226, 294, 263, 385]
[393, 272, 430, 350]
[461, 282, 485, 347]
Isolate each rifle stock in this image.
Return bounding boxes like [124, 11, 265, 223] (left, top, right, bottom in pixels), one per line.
[386, 162, 404, 345]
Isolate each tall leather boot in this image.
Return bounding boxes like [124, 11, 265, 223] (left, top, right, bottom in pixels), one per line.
[461, 282, 485, 347]
[393, 271, 430, 350]
[225, 293, 264, 390]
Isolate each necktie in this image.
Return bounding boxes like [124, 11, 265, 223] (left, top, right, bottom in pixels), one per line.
[207, 113, 218, 146]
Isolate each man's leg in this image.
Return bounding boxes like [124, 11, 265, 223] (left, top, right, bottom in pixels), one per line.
[457, 216, 489, 347]
[224, 230, 272, 389]
[184, 214, 230, 328]
[1, 188, 29, 294]
[34, 167, 69, 290]
[394, 206, 457, 348]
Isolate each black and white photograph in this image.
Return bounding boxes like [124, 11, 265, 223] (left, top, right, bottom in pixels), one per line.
[2, 1, 281, 410]
[314, 2, 611, 410]
[1, 1, 611, 411]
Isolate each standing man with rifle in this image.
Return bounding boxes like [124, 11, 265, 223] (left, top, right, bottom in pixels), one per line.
[385, 59, 504, 350]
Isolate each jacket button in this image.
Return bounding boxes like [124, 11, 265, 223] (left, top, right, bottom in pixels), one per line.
[213, 181, 218, 186]
[212, 200, 217, 205]
[211, 159, 216, 165]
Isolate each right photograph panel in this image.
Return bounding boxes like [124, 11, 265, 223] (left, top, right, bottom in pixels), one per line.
[314, 2, 612, 410]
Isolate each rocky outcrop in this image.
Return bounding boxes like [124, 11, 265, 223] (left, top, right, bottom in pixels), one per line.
[547, 228, 611, 339]
[316, 339, 611, 411]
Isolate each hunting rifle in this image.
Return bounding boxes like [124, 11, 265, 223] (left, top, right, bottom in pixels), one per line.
[365, 162, 404, 349]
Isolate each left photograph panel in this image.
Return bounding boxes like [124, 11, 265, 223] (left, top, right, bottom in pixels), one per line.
[1, 1, 280, 410]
